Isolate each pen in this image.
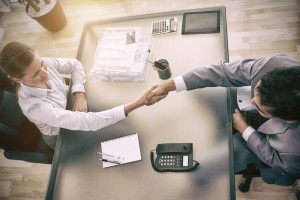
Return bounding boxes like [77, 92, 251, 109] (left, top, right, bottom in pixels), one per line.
[97, 151, 123, 159]
[148, 60, 167, 70]
[99, 158, 122, 165]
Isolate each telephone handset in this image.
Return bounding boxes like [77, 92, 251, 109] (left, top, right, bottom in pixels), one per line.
[150, 143, 199, 172]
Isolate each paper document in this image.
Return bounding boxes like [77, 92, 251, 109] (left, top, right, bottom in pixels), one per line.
[90, 27, 151, 82]
[100, 133, 142, 168]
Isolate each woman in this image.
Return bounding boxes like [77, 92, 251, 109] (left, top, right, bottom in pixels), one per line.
[0, 42, 161, 149]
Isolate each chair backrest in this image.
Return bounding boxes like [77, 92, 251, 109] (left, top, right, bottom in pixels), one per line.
[0, 90, 41, 151]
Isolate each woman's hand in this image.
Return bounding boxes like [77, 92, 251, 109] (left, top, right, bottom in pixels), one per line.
[72, 92, 88, 112]
[146, 79, 175, 105]
[124, 85, 160, 116]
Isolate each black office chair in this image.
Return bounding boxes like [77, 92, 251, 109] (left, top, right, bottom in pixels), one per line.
[236, 163, 262, 192]
[0, 90, 54, 164]
[237, 164, 300, 200]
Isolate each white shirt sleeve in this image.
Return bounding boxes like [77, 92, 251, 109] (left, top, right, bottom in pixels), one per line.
[29, 103, 126, 135]
[174, 76, 187, 92]
[45, 57, 86, 94]
[242, 126, 256, 141]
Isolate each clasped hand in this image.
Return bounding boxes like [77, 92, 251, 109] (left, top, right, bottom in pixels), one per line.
[145, 84, 168, 106]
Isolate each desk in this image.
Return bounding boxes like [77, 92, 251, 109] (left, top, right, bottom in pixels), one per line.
[46, 6, 235, 200]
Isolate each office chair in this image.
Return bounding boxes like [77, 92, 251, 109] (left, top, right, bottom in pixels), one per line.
[0, 90, 54, 164]
[237, 164, 300, 200]
[236, 163, 262, 192]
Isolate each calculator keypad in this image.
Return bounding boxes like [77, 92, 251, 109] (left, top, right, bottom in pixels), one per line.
[151, 20, 170, 35]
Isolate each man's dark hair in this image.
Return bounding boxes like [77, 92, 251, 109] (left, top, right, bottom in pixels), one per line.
[257, 67, 300, 121]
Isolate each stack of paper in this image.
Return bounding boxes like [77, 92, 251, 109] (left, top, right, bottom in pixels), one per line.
[90, 28, 151, 82]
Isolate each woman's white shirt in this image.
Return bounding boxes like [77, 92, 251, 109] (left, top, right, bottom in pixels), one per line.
[18, 57, 126, 136]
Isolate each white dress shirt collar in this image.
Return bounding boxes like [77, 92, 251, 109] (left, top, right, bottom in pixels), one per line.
[20, 82, 50, 99]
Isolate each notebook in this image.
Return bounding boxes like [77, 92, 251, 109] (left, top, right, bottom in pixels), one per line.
[100, 133, 141, 168]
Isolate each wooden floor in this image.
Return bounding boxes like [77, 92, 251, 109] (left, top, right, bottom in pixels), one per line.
[0, 0, 299, 199]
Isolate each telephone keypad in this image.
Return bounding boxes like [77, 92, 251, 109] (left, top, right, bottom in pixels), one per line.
[157, 154, 188, 168]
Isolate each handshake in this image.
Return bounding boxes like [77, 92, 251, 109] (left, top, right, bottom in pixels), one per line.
[144, 84, 169, 106]
[139, 79, 176, 107]
[125, 80, 176, 116]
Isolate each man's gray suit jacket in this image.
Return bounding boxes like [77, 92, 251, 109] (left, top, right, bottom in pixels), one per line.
[182, 54, 300, 176]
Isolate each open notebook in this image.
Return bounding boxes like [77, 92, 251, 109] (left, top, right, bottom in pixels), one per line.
[100, 133, 141, 168]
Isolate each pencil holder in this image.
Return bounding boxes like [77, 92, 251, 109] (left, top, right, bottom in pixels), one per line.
[154, 59, 172, 80]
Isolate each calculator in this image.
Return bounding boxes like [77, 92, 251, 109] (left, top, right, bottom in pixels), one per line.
[151, 17, 177, 35]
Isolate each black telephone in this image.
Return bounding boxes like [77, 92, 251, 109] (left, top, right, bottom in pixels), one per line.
[150, 143, 199, 172]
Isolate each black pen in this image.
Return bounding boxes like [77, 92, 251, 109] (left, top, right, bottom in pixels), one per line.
[99, 158, 122, 165]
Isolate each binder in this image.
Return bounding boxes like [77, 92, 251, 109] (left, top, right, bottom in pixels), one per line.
[100, 133, 141, 168]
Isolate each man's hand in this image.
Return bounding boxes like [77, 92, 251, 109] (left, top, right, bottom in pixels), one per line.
[232, 109, 249, 133]
[146, 85, 168, 105]
[139, 85, 159, 106]
[124, 85, 159, 116]
[146, 79, 176, 105]
[72, 92, 88, 112]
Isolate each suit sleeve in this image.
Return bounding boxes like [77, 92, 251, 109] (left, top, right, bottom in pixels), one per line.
[247, 131, 285, 174]
[182, 57, 266, 90]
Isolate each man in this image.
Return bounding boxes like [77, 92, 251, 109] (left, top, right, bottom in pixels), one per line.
[147, 54, 300, 185]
